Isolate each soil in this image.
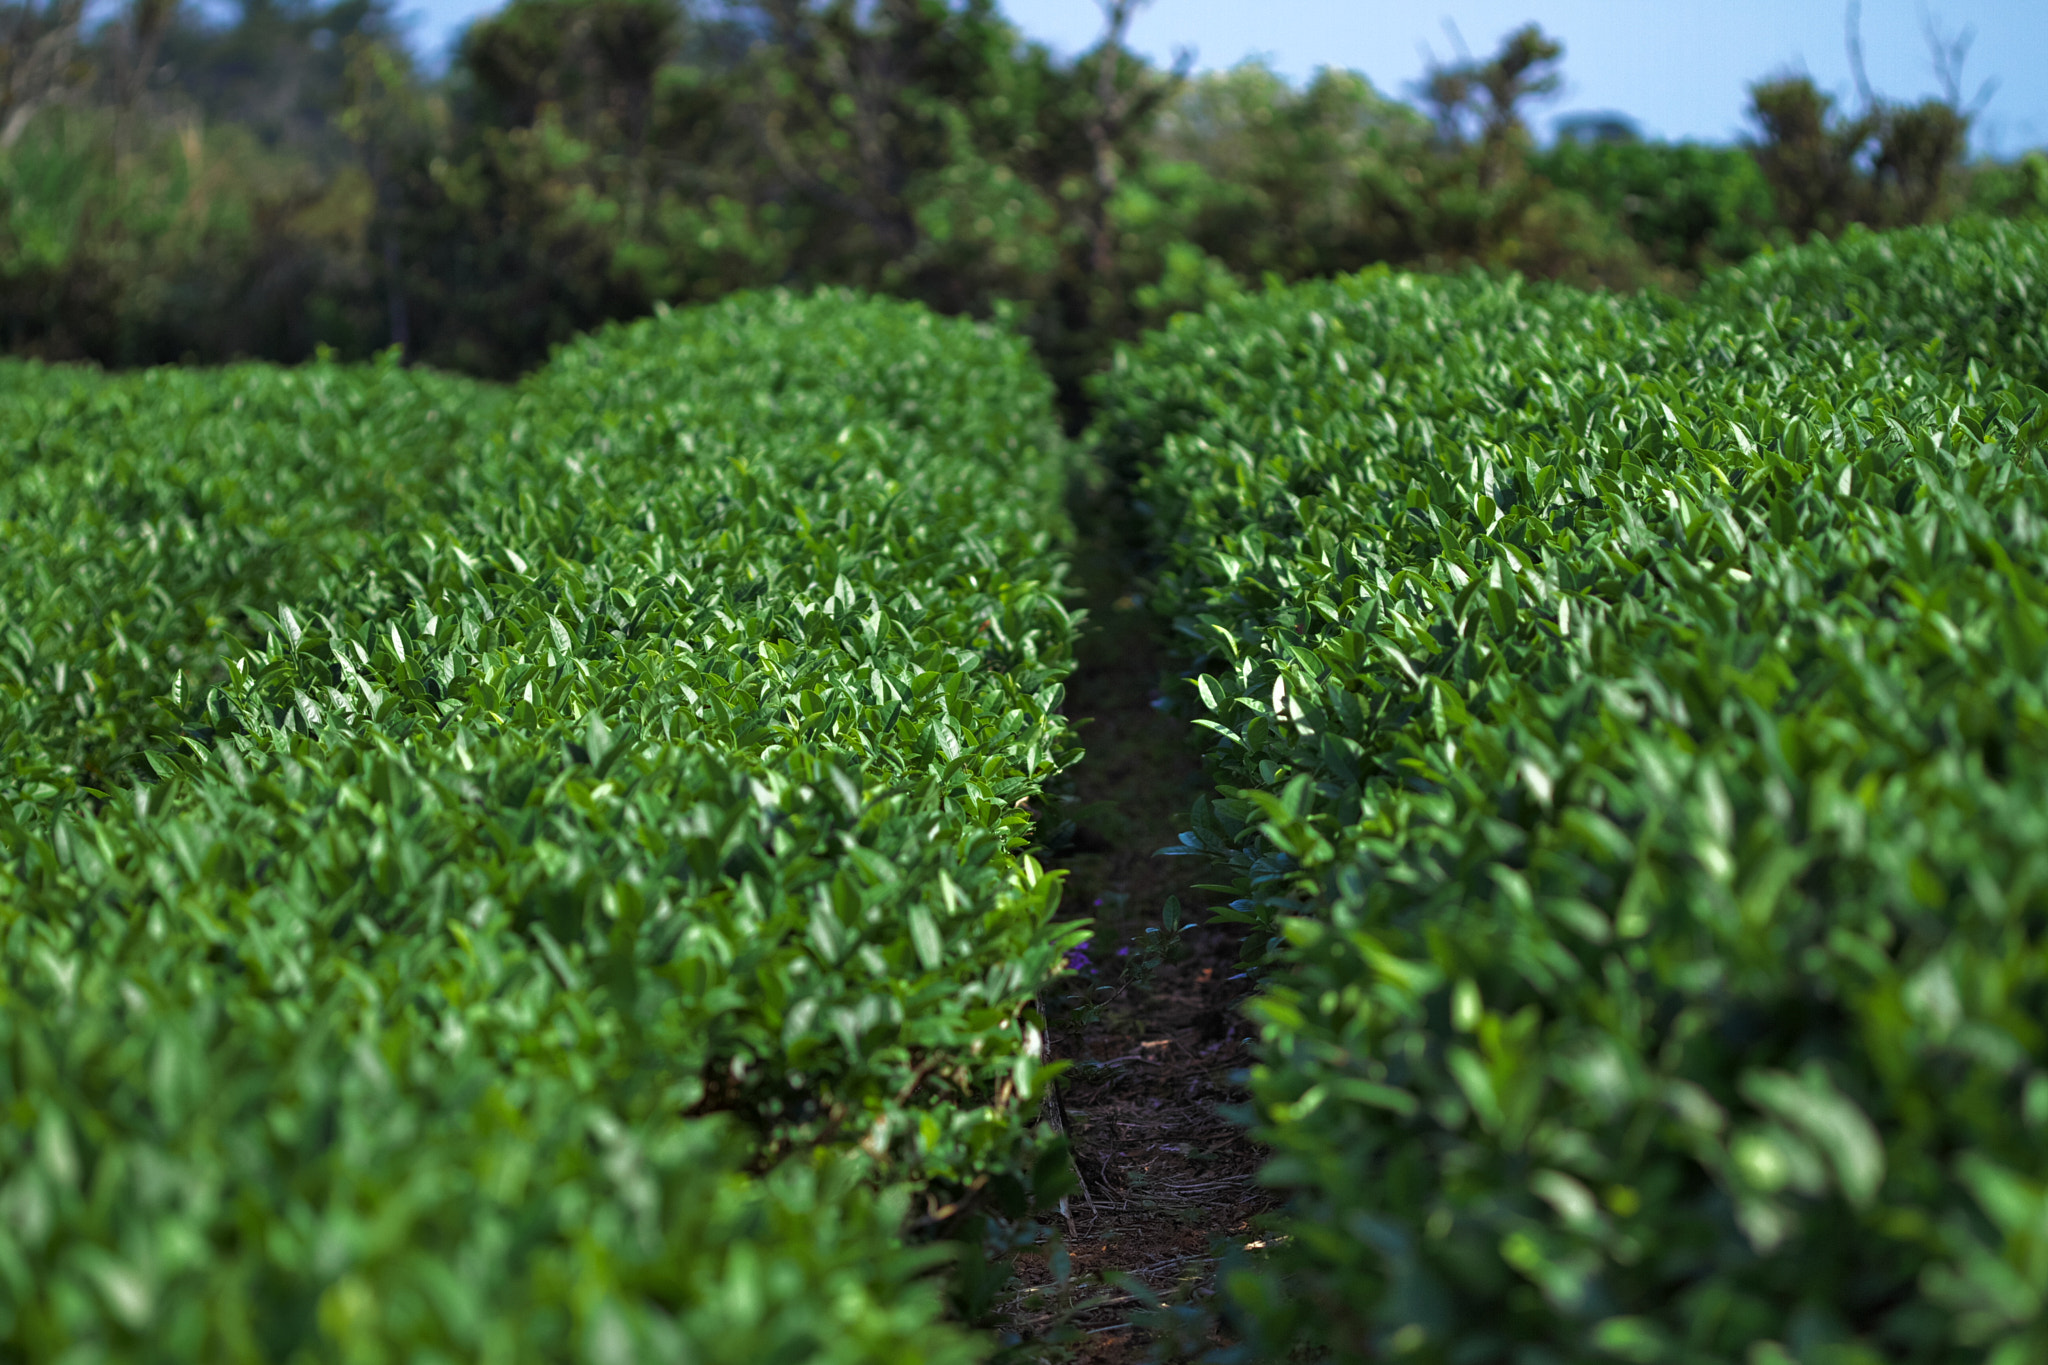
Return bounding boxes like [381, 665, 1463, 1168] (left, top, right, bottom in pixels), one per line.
[1001, 492, 1278, 1363]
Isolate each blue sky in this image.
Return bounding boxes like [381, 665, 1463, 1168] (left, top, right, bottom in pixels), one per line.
[397, 0, 2048, 154]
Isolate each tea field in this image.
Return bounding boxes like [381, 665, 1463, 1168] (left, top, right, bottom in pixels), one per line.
[3, 223, 2048, 1363]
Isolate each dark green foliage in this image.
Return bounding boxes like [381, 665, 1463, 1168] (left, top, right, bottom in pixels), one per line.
[1745, 76, 1877, 241]
[0, 105, 386, 364]
[1414, 23, 1562, 189]
[1095, 222, 2048, 1362]
[1128, 61, 1651, 299]
[9, 0, 2041, 406]
[0, 290, 1080, 1359]
[1127, 64, 1432, 285]
[154, 0, 399, 153]
[458, 0, 684, 132]
[1532, 140, 1780, 271]
[0, 0, 411, 364]
[1746, 76, 1975, 240]
[1961, 151, 2048, 221]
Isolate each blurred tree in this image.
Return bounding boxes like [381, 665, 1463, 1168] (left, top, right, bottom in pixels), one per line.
[1418, 23, 1560, 187]
[110, 0, 172, 125]
[1746, 76, 1874, 239]
[371, 0, 750, 371]
[739, 0, 1014, 284]
[1748, 4, 1984, 240]
[0, 0, 395, 360]
[1, 0, 88, 148]
[1746, 74, 1976, 237]
[339, 33, 431, 350]
[156, 0, 401, 153]
[1963, 150, 2048, 220]
[0, 103, 377, 360]
[461, 0, 679, 141]
[371, 0, 1179, 406]
[1873, 98, 1968, 224]
[4, 0, 2044, 400]
[1534, 138, 1780, 273]
[1134, 62, 1432, 282]
[1869, 8, 1983, 224]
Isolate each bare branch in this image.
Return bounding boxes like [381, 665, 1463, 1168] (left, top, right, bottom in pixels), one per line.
[1085, 0, 1154, 280]
[0, 0, 88, 150]
[1920, 5, 1997, 115]
[1845, 0, 1876, 111]
[1093, 0, 1143, 124]
[1441, 18, 1472, 64]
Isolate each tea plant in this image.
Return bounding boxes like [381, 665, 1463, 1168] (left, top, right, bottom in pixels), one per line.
[1698, 216, 2048, 390]
[0, 291, 1082, 1360]
[1097, 223, 2048, 1363]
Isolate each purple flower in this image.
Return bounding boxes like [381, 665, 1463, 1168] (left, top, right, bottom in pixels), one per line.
[1064, 938, 1093, 972]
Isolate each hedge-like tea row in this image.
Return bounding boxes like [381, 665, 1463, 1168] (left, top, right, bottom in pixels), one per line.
[1697, 217, 2048, 391]
[0, 354, 503, 799]
[1096, 232, 2048, 1363]
[0, 293, 1080, 1361]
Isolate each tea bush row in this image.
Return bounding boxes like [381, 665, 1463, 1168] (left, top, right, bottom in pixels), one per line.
[1696, 217, 2048, 393]
[0, 292, 1080, 1361]
[1096, 222, 2048, 1363]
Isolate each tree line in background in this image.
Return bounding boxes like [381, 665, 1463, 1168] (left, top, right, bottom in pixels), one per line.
[3, 0, 2045, 417]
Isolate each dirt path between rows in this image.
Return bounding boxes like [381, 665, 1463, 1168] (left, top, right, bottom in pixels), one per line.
[1000, 493, 1277, 1363]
